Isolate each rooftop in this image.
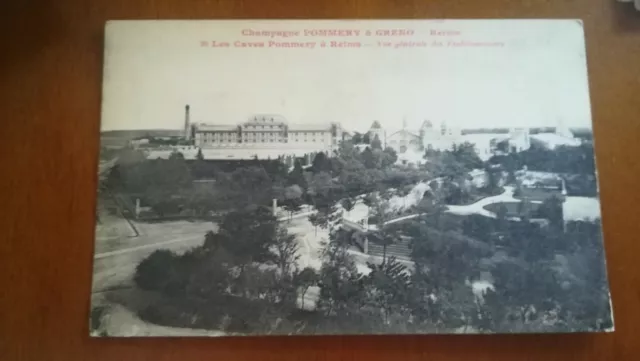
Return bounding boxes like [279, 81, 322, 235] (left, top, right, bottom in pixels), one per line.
[194, 124, 237, 131]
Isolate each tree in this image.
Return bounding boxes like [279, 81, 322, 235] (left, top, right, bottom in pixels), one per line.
[486, 168, 502, 193]
[366, 257, 412, 324]
[202, 207, 300, 303]
[362, 132, 371, 144]
[191, 149, 215, 179]
[451, 142, 483, 170]
[382, 147, 398, 168]
[368, 197, 400, 264]
[376, 227, 402, 264]
[121, 155, 193, 196]
[312, 152, 331, 173]
[410, 226, 484, 293]
[371, 134, 383, 150]
[204, 207, 279, 266]
[535, 195, 564, 231]
[296, 267, 319, 310]
[363, 193, 377, 209]
[317, 241, 366, 317]
[117, 147, 147, 166]
[217, 166, 273, 209]
[338, 159, 371, 196]
[121, 155, 194, 216]
[496, 203, 509, 231]
[134, 249, 187, 296]
[341, 197, 355, 216]
[461, 214, 494, 243]
[184, 246, 234, 302]
[351, 132, 363, 144]
[287, 159, 307, 188]
[283, 185, 303, 219]
[482, 261, 567, 331]
[306, 171, 342, 207]
[308, 213, 323, 236]
[361, 147, 376, 169]
[273, 227, 300, 278]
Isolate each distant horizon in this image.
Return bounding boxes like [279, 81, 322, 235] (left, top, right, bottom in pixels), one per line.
[100, 124, 594, 135]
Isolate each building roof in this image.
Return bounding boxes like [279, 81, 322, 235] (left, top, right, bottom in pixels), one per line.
[194, 124, 237, 131]
[370, 120, 382, 129]
[387, 129, 420, 139]
[288, 123, 332, 131]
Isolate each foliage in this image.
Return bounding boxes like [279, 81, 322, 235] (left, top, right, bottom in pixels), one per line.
[311, 152, 332, 173]
[204, 206, 279, 265]
[287, 159, 307, 188]
[296, 267, 319, 309]
[134, 250, 189, 296]
[520, 144, 596, 175]
[282, 185, 304, 218]
[134, 207, 305, 333]
[351, 132, 363, 144]
[341, 197, 355, 214]
[273, 227, 300, 277]
[317, 236, 367, 317]
[450, 142, 483, 170]
[534, 195, 564, 231]
[214, 166, 274, 211]
[365, 257, 412, 323]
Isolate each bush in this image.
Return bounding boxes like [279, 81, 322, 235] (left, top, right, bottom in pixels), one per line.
[134, 250, 186, 295]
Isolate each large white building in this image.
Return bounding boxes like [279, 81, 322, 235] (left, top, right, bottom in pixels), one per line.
[369, 119, 463, 154]
[185, 106, 343, 154]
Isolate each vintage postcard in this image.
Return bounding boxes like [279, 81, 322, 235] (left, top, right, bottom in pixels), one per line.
[91, 19, 613, 336]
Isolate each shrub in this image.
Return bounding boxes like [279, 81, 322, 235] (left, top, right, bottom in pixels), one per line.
[134, 250, 186, 295]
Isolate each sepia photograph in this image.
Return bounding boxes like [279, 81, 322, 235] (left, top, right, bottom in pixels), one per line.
[91, 20, 613, 336]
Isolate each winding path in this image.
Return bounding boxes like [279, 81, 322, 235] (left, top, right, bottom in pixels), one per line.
[446, 186, 521, 219]
[341, 186, 533, 233]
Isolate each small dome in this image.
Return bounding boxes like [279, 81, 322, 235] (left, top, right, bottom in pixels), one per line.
[370, 120, 382, 129]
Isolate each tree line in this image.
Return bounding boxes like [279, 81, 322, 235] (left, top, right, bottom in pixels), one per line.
[125, 137, 610, 334]
[134, 194, 611, 334]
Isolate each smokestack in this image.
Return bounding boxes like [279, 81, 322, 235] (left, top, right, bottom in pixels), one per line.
[184, 104, 191, 140]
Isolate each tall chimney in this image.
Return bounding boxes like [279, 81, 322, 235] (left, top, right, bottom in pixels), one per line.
[184, 104, 191, 140]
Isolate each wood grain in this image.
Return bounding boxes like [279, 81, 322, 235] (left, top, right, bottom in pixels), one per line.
[1, 0, 639, 360]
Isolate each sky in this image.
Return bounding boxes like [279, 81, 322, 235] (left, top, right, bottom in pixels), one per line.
[101, 20, 592, 133]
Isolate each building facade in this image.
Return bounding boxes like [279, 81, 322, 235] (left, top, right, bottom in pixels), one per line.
[369, 119, 463, 154]
[420, 120, 463, 151]
[185, 107, 342, 153]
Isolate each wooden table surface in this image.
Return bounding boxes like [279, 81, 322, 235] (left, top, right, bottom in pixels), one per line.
[1, 1, 640, 360]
